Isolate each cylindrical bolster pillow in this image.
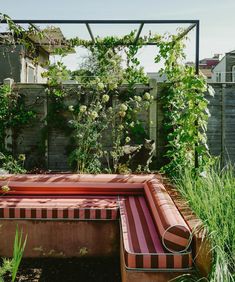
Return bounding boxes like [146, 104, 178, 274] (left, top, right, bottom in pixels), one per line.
[144, 179, 192, 253]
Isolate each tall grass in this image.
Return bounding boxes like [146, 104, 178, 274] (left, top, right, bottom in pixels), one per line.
[175, 165, 235, 282]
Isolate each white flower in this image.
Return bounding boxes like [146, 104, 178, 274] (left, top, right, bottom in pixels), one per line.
[119, 104, 128, 112]
[107, 107, 113, 113]
[18, 154, 26, 161]
[143, 92, 151, 100]
[119, 125, 124, 130]
[102, 94, 110, 103]
[119, 111, 126, 118]
[68, 105, 74, 112]
[130, 122, 135, 128]
[134, 96, 142, 102]
[199, 171, 207, 178]
[97, 82, 105, 91]
[80, 105, 87, 113]
[125, 137, 131, 143]
[90, 110, 98, 119]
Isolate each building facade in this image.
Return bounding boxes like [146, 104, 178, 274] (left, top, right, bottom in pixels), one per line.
[212, 50, 235, 83]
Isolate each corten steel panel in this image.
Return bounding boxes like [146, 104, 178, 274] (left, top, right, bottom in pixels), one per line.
[0, 220, 119, 258]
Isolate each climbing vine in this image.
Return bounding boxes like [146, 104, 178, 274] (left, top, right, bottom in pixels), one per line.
[1, 13, 210, 175]
[0, 84, 35, 172]
[155, 34, 210, 176]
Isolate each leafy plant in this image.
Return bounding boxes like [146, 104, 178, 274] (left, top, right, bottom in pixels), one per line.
[0, 152, 26, 174]
[154, 34, 210, 176]
[0, 83, 35, 169]
[11, 227, 27, 282]
[61, 37, 151, 173]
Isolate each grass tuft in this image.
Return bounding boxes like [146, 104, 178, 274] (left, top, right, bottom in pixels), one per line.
[175, 164, 235, 282]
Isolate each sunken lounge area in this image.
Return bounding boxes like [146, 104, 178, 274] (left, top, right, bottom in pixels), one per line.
[0, 174, 193, 282]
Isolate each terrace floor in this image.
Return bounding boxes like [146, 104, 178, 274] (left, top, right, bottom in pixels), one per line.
[3, 257, 121, 282]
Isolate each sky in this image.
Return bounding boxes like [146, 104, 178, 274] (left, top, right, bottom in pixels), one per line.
[1, 0, 235, 71]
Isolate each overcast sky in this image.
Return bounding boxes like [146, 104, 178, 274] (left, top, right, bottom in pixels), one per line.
[1, 0, 235, 71]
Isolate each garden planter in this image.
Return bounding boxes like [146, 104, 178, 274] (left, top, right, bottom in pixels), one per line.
[0, 174, 209, 281]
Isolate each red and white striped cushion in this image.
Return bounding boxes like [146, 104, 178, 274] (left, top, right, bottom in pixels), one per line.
[119, 196, 192, 270]
[144, 180, 192, 253]
[0, 196, 119, 220]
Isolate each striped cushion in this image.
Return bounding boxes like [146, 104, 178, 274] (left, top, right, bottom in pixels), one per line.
[144, 180, 192, 252]
[0, 196, 119, 220]
[120, 196, 192, 270]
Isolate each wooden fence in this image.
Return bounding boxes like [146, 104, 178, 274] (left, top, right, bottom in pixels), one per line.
[6, 81, 235, 171]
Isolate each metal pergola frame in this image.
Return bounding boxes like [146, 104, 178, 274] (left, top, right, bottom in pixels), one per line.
[1, 19, 200, 75]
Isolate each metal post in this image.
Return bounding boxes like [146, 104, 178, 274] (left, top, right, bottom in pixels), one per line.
[195, 21, 200, 169]
[195, 21, 200, 76]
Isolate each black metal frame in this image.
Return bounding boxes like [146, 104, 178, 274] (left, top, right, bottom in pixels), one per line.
[1, 19, 200, 74]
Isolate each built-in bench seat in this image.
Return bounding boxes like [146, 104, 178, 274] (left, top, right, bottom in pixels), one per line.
[119, 196, 192, 270]
[0, 174, 193, 281]
[0, 194, 192, 271]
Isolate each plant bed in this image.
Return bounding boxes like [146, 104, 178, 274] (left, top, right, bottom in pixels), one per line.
[2, 257, 121, 282]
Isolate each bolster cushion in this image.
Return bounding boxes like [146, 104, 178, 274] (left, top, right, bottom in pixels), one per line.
[144, 179, 192, 253]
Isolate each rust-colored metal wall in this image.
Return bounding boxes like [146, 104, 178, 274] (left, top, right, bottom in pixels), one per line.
[0, 220, 119, 258]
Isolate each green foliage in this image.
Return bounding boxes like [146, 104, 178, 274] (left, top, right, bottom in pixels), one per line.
[42, 61, 71, 96]
[46, 33, 152, 173]
[68, 98, 109, 173]
[175, 164, 235, 282]
[0, 84, 35, 153]
[0, 152, 26, 174]
[0, 13, 43, 54]
[154, 35, 210, 175]
[11, 227, 27, 282]
[0, 226, 27, 282]
[2, 13, 211, 175]
[0, 82, 35, 173]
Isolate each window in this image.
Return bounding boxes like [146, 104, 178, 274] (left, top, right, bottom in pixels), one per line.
[216, 72, 222, 82]
[27, 65, 35, 83]
[232, 65, 235, 83]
